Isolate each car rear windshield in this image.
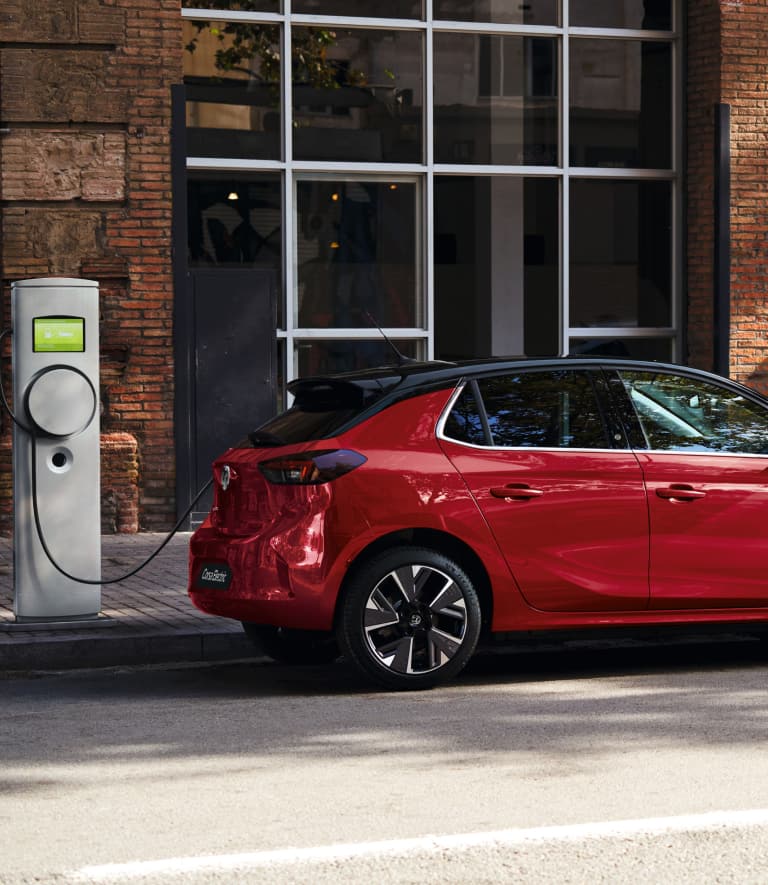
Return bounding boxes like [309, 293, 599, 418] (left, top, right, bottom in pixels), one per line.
[249, 406, 361, 446]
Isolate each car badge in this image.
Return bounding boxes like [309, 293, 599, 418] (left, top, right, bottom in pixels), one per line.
[220, 465, 231, 491]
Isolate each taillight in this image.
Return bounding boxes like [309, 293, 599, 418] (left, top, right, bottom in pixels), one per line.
[258, 449, 367, 485]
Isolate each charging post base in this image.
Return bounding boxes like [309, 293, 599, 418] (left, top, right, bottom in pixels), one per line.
[12, 278, 102, 623]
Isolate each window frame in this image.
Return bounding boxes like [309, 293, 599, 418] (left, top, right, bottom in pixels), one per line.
[181, 3, 683, 402]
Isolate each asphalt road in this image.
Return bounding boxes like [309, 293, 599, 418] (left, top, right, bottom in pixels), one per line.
[3, 637, 768, 884]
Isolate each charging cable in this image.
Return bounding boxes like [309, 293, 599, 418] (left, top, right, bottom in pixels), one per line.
[0, 327, 212, 584]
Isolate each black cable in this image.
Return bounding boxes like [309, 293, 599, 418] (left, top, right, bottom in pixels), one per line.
[0, 326, 213, 585]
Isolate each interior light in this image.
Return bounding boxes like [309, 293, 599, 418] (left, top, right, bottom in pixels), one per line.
[389, 184, 398, 191]
[227, 191, 239, 201]
[331, 193, 340, 202]
[330, 241, 340, 249]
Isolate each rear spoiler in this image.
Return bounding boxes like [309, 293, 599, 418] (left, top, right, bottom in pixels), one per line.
[287, 376, 402, 410]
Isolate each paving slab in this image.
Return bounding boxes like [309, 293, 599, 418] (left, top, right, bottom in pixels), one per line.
[0, 532, 262, 673]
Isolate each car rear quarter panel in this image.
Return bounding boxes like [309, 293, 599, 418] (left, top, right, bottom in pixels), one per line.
[190, 388, 527, 631]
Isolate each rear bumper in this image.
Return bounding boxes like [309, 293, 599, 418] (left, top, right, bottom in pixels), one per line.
[188, 525, 341, 630]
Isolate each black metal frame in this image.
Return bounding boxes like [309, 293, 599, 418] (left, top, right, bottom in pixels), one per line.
[714, 102, 731, 377]
[171, 83, 196, 523]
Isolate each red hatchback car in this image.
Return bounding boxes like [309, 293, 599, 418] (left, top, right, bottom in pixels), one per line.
[189, 357, 768, 689]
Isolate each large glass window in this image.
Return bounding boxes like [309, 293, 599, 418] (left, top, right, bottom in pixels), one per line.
[183, 1, 281, 10]
[434, 1, 557, 26]
[182, 3, 680, 397]
[434, 33, 558, 165]
[435, 177, 559, 359]
[570, 179, 671, 329]
[183, 20, 281, 160]
[570, 1, 672, 31]
[187, 170, 283, 317]
[293, 0, 422, 16]
[570, 39, 671, 169]
[297, 339, 420, 376]
[296, 178, 420, 328]
[292, 27, 423, 164]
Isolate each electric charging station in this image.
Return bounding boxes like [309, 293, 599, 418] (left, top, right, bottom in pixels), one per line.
[12, 278, 102, 622]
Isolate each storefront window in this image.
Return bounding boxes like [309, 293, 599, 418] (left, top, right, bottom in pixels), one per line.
[181, 3, 679, 389]
[183, 20, 281, 160]
[434, 34, 558, 165]
[296, 339, 420, 377]
[434, 0, 557, 26]
[570, 179, 671, 330]
[292, 27, 423, 163]
[570, 39, 671, 169]
[296, 179, 420, 330]
[183, 1, 281, 10]
[187, 172, 283, 320]
[434, 177, 559, 360]
[570, 1, 672, 30]
[293, 0, 422, 17]
[570, 338, 673, 361]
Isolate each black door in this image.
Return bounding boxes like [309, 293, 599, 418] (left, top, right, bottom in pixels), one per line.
[179, 268, 277, 525]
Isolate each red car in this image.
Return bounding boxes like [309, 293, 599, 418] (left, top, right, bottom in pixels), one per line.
[189, 357, 768, 689]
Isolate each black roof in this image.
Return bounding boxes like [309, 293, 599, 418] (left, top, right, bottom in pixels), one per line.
[291, 355, 755, 393]
[288, 355, 768, 413]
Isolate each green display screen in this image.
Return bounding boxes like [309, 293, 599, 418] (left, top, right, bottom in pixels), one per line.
[33, 317, 85, 353]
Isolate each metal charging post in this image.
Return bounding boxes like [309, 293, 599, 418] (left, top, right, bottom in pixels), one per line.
[12, 278, 102, 623]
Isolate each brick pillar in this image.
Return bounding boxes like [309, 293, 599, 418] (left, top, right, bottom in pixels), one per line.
[687, 1, 768, 392]
[0, 0, 183, 533]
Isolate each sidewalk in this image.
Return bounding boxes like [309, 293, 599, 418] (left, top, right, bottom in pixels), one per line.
[0, 532, 261, 673]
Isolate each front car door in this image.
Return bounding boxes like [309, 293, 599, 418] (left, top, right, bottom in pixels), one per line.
[612, 368, 768, 609]
[438, 367, 650, 614]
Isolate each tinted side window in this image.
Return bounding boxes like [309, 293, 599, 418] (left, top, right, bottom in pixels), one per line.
[443, 384, 487, 445]
[478, 370, 609, 448]
[619, 371, 768, 454]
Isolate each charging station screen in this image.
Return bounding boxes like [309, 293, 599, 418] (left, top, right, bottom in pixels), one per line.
[33, 317, 85, 353]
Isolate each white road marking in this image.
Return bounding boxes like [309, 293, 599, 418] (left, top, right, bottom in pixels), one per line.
[69, 808, 768, 881]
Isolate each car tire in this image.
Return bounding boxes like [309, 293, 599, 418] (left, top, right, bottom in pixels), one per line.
[241, 623, 340, 665]
[337, 547, 482, 691]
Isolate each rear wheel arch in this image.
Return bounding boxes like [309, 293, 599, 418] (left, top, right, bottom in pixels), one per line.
[336, 528, 494, 636]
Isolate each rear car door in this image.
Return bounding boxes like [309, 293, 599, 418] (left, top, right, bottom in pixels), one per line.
[438, 368, 650, 612]
[614, 369, 768, 609]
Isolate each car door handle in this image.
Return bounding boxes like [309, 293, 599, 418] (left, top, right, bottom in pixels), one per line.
[655, 484, 707, 501]
[490, 484, 544, 500]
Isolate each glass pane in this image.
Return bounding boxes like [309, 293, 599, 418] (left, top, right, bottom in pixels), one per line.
[183, 20, 281, 160]
[293, 0, 422, 17]
[292, 28, 423, 163]
[434, 0, 557, 26]
[183, 1, 280, 10]
[187, 172, 283, 318]
[434, 34, 558, 165]
[618, 371, 768, 454]
[570, 179, 671, 329]
[296, 179, 419, 329]
[443, 385, 487, 445]
[296, 339, 421, 376]
[569, 338, 672, 361]
[570, 1, 671, 30]
[478, 371, 609, 448]
[435, 177, 559, 360]
[570, 39, 671, 169]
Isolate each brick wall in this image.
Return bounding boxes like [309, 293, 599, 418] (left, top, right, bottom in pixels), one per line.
[687, 1, 768, 393]
[0, 0, 183, 533]
[719, 0, 768, 393]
